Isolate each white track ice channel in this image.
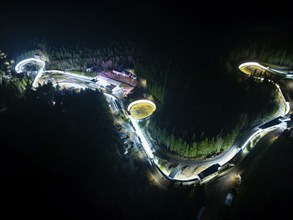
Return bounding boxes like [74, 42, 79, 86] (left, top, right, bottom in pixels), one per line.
[238, 62, 269, 70]
[129, 116, 154, 159]
[15, 58, 45, 73]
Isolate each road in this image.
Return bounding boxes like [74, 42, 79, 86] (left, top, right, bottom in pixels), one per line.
[15, 58, 292, 187]
[202, 127, 284, 220]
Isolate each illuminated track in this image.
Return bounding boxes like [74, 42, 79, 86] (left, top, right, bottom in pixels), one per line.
[239, 62, 291, 115]
[239, 62, 293, 78]
[15, 58, 292, 184]
[15, 58, 46, 88]
[15, 58, 45, 73]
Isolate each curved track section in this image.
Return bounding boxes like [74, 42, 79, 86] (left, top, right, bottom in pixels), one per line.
[15, 58, 45, 73]
[15, 58, 292, 184]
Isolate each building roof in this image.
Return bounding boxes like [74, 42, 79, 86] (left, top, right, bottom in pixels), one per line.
[259, 117, 282, 129]
[198, 164, 220, 180]
[286, 121, 293, 129]
[168, 164, 182, 179]
[106, 84, 116, 90]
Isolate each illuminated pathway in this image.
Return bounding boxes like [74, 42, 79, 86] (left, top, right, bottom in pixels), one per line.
[239, 62, 293, 79]
[15, 58, 292, 185]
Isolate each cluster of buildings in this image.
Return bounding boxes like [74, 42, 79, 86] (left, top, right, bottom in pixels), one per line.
[112, 69, 137, 79]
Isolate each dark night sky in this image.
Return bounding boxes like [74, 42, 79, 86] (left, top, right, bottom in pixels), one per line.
[1, 0, 293, 55]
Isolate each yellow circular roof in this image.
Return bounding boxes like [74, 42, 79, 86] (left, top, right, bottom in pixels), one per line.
[127, 100, 156, 120]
